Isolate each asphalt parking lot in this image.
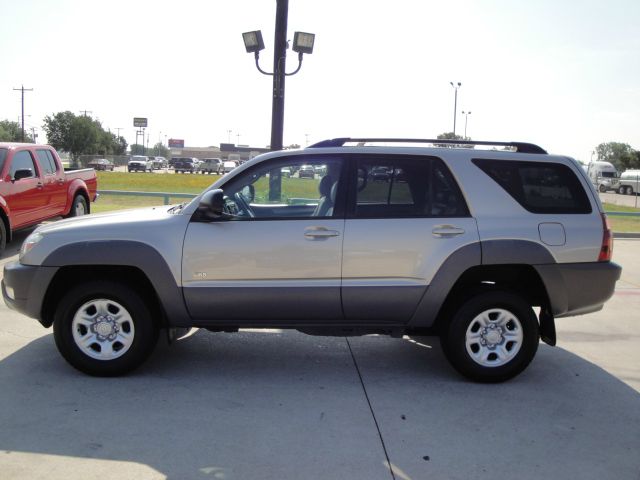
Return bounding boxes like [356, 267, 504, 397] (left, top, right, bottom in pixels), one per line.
[0, 231, 639, 480]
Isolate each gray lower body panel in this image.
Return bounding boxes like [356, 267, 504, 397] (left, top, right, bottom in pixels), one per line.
[184, 286, 343, 321]
[534, 261, 621, 317]
[2, 262, 59, 325]
[342, 285, 425, 322]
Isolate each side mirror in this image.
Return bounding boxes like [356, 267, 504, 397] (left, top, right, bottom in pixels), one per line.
[13, 169, 34, 181]
[196, 189, 227, 221]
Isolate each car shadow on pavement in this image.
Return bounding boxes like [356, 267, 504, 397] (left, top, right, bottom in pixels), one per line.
[0, 330, 638, 480]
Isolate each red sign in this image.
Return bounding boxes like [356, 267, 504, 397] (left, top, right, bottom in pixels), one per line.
[168, 138, 184, 148]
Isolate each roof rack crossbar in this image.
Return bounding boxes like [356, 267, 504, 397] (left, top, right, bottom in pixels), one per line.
[308, 137, 547, 154]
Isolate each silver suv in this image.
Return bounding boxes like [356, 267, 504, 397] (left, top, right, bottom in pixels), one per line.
[2, 138, 621, 381]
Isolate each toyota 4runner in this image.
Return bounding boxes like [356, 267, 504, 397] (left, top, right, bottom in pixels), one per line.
[2, 138, 622, 381]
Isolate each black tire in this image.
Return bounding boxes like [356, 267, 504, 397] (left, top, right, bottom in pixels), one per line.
[0, 219, 6, 252]
[53, 280, 159, 376]
[599, 184, 607, 193]
[66, 195, 88, 218]
[440, 291, 539, 383]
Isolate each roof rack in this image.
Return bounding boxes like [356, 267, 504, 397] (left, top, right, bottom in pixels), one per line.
[308, 137, 547, 154]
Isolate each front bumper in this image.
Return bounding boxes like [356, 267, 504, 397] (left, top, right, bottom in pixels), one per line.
[535, 261, 622, 317]
[2, 261, 59, 327]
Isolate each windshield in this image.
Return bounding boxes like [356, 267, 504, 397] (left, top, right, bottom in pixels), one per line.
[600, 171, 616, 178]
[0, 148, 6, 171]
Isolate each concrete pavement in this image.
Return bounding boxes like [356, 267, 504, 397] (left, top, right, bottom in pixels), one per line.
[0, 236, 638, 479]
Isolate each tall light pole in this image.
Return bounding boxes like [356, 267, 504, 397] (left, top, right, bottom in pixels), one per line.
[13, 85, 33, 142]
[242, 0, 315, 151]
[450, 82, 461, 137]
[462, 110, 472, 139]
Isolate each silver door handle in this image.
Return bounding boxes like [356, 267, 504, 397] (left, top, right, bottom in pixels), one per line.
[304, 227, 341, 239]
[432, 225, 465, 237]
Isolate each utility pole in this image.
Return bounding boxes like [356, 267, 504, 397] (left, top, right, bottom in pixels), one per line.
[13, 85, 33, 142]
[79, 110, 92, 117]
[114, 127, 123, 139]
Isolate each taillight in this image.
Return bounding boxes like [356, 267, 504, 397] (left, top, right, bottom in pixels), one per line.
[598, 213, 613, 262]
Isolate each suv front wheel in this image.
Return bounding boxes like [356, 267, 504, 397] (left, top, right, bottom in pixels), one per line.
[440, 291, 539, 383]
[53, 280, 159, 376]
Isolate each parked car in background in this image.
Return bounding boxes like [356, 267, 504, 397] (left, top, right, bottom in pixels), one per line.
[128, 155, 153, 173]
[221, 161, 238, 174]
[198, 158, 222, 174]
[173, 157, 198, 174]
[371, 166, 392, 181]
[152, 156, 167, 169]
[87, 158, 115, 171]
[281, 167, 292, 178]
[298, 164, 315, 178]
[0, 142, 97, 252]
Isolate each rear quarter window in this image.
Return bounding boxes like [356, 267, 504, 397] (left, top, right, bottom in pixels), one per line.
[472, 158, 591, 214]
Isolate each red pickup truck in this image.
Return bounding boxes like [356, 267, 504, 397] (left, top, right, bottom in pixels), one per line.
[0, 143, 98, 252]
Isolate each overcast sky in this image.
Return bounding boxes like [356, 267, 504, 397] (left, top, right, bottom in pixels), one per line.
[1, 0, 639, 162]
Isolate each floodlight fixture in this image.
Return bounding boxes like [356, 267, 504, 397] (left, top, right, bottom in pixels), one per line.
[242, 30, 265, 53]
[292, 32, 315, 54]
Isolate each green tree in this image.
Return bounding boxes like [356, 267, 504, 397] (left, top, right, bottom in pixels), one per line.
[150, 142, 169, 157]
[114, 136, 128, 155]
[0, 120, 34, 142]
[437, 132, 465, 140]
[130, 143, 145, 155]
[43, 112, 125, 163]
[435, 132, 471, 148]
[594, 142, 639, 171]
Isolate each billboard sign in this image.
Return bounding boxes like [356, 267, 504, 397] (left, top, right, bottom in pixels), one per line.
[133, 117, 148, 127]
[168, 138, 185, 148]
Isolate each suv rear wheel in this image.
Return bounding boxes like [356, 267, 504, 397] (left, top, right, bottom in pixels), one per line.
[53, 280, 159, 376]
[440, 291, 539, 382]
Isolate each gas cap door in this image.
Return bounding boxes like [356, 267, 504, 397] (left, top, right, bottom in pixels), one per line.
[538, 222, 566, 246]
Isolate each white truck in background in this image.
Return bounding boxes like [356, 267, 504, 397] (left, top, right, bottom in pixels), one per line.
[618, 169, 640, 195]
[587, 161, 619, 193]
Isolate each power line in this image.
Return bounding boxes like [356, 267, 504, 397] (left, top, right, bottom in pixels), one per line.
[13, 85, 34, 142]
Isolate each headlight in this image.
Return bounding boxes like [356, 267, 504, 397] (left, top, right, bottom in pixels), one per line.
[19, 232, 44, 260]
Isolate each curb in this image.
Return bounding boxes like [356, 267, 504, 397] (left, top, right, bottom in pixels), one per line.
[614, 232, 640, 239]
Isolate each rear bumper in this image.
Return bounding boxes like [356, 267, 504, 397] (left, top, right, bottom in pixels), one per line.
[2, 261, 59, 326]
[534, 261, 622, 317]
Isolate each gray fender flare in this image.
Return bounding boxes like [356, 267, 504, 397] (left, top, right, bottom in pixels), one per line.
[409, 240, 555, 328]
[42, 241, 192, 327]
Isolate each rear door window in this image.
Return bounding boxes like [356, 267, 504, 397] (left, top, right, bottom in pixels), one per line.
[351, 155, 469, 218]
[473, 158, 591, 214]
[36, 149, 59, 175]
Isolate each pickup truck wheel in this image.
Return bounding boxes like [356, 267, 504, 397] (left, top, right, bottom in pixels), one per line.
[440, 291, 539, 383]
[53, 281, 159, 376]
[66, 195, 88, 217]
[599, 184, 607, 193]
